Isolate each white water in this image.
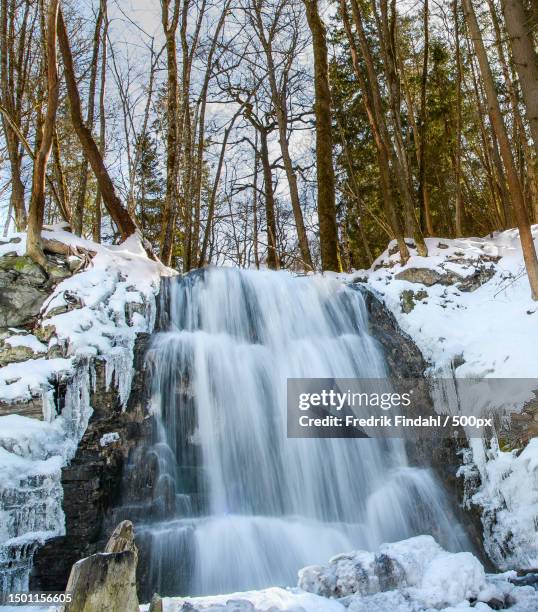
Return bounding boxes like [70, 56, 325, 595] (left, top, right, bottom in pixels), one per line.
[140, 268, 470, 597]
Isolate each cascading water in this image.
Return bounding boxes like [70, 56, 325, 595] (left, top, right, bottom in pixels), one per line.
[136, 267, 470, 598]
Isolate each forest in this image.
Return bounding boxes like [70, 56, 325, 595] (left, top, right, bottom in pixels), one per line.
[1, 0, 538, 288]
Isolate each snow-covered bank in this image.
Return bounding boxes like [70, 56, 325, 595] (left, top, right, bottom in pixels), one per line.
[139, 536, 538, 611]
[355, 228, 538, 379]
[347, 227, 538, 570]
[0, 226, 172, 590]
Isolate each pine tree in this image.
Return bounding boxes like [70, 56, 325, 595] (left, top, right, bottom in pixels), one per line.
[134, 132, 165, 246]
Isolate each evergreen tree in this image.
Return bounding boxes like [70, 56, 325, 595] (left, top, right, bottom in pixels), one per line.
[134, 132, 165, 246]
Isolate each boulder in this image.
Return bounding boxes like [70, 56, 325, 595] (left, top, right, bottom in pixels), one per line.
[395, 264, 495, 292]
[62, 521, 139, 612]
[395, 267, 460, 287]
[0, 254, 72, 328]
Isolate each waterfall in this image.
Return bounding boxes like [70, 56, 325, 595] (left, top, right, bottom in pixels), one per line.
[137, 267, 469, 597]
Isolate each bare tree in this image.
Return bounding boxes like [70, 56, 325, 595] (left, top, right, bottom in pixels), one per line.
[26, 0, 60, 266]
[72, 3, 103, 236]
[249, 0, 313, 270]
[341, 0, 409, 262]
[0, 0, 35, 230]
[57, 8, 137, 240]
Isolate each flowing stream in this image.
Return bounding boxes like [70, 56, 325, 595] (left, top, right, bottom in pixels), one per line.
[136, 267, 470, 597]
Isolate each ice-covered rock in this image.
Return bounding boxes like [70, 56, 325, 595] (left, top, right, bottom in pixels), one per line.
[298, 536, 526, 610]
[0, 226, 171, 592]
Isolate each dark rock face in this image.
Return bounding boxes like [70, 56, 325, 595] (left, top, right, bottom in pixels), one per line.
[30, 334, 152, 592]
[357, 285, 425, 379]
[357, 284, 489, 566]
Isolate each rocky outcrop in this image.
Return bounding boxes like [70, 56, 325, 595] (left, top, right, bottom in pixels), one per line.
[357, 285, 426, 380]
[357, 284, 489, 565]
[62, 521, 139, 612]
[0, 247, 77, 421]
[30, 334, 152, 592]
[394, 262, 496, 293]
[0, 251, 74, 329]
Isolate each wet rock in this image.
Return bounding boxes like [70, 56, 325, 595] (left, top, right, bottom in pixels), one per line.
[149, 593, 163, 612]
[508, 570, 538, 587]
[62, 521, 139, 612]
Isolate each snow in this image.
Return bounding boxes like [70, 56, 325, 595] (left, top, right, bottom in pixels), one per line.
[4, 334, 46, 353]
[298, 536, 538, 611]
[0, 358, 72, 403]
[466, 437, 538, 569]
[0, 225, 173, 590]
[151, 587, 347, 611]
[99, 431, 120, 447]
[345, 227, 538, 571]
[351, 228, 538, 380]
[141, 537, 538, 611]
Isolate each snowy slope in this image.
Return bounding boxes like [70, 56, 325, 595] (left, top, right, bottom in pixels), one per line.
[0, 226, 173, 591]
[347, 227, 538, 570]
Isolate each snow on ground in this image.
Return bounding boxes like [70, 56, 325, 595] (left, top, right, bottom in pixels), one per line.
[352, 227, 538, 379]
[0, 225, 173, 590]
[344, 227, 538, 570]
[139, 536, 538, 611]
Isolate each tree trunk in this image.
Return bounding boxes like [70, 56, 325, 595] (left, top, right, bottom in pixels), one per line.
[160, 0, 180, 265]
[463, 0, 538, 299]
[93, 0, 108, 243]
[502, 0, 538, 157]
[252, 145, 260, 269]
[0, 0, 27, 230]
[57, 9, 136, 241]
[198, 111, 240, 267]
[26, 0, 60, 267]
[304, 0, 340, 271]
[377, 0, 427, 256]
[453, 0, 464, 235]
[51, 127, 71, 221]
[260, 128, 279, 270]
[501, 0, 538, 220]
[73, 5, 102, 236]
[418, 0, 433, 235]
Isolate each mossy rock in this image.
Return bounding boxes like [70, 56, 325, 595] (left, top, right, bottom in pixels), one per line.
[0, 255, 47, 286]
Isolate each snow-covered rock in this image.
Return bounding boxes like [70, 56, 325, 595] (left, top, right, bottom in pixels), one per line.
[0, 226, 172, 590]
[299, 536, 538, 611]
